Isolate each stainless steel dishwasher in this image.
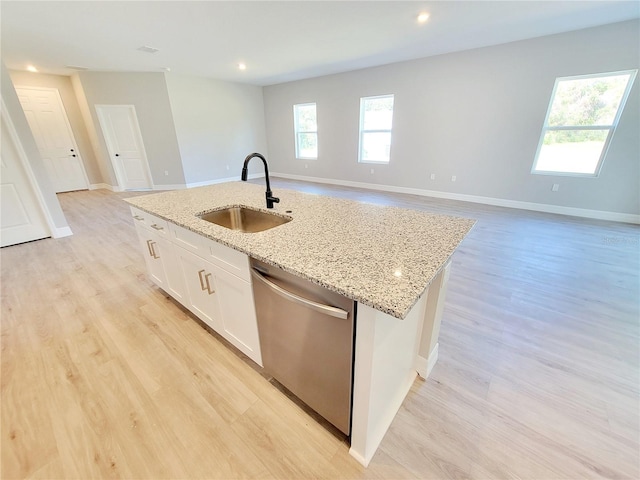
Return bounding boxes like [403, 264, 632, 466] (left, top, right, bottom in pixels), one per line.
[250, 258, 355, 435]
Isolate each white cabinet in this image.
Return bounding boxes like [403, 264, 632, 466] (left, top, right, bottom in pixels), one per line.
[132, 208, 187, 306]
[135, 223, 167, 288]
[214, 265, 261, 362]
[176, 246, 221, 332]
[130, 207, 262, 366]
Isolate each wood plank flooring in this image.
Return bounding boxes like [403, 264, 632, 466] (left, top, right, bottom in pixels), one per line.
[1, 178, 638, 479]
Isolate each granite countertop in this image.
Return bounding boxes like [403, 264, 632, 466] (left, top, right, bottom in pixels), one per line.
[125, 182, 475, 319]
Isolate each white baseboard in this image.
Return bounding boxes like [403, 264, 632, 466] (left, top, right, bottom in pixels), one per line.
[186, 173, 265, 189]
[92, 183, 182, 192]
[271, 172, 639, 224]
[416, 343, 439, 379]
[152, 184, 186, 191]
[89, 183, 124, 192]
[92, 174, 267, 192]
[416, 343, 440, 379]
[89, 183, 111, 191]
[52, 226, 73, 238]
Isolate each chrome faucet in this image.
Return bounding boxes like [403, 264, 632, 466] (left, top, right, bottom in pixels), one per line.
[241, 152, 280, 209]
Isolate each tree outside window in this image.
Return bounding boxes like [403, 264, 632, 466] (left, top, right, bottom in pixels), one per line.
[532, 70, 637, 176]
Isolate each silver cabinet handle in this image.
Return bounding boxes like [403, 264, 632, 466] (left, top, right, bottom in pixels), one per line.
[151, 224, 164, 231]
[149, 241, 159, 259]
[133, 215, 144, 221]
[198, 269, 206, 291]
[203, 272, 214, 295]
[250, 268, 348, 319]
[197, 270, 215, 295]
[146, 239, 154, 257]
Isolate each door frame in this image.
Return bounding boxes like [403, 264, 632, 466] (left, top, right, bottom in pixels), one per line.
[1, 98, 70, 239]
[15, 85, 90, 192]
[95, 104, 154, 191]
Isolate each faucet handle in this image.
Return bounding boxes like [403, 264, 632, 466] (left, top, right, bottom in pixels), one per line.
[265, 191, 280, 209]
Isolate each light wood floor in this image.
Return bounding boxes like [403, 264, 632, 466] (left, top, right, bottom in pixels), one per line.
[2, 178, 638, 479]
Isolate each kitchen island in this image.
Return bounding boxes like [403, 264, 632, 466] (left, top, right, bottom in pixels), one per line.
[126, 181, 475, 466]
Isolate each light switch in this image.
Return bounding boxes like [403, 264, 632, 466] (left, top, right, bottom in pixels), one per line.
[552, 183, 560, 192]
[430, 173, 436, 180]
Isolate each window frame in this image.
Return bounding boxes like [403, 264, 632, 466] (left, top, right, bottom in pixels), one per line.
[358, 94, 395, 164]
[531, 69, 637, 177]
[293, 102, 318, 160]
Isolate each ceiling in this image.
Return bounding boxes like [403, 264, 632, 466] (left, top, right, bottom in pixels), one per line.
[2, 1, 638, 86]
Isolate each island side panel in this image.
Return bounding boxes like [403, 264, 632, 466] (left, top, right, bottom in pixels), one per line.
[349, 294, 427, 467]
[416, 260, 451, 378]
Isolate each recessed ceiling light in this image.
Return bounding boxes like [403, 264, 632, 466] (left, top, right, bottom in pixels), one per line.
[26, 65, 38, 73]
[238, 63, 247, 71]
[417, 12, 430, 23]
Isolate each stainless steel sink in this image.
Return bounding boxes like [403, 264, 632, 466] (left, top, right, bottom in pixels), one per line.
[198, 206, 291, 233]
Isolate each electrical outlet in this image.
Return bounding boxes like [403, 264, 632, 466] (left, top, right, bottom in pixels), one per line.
[430, 173, 436, 180]
[226, 164, 229, 171]
[164, 170, 169, 176]
[552, 183, 560, 192]
[370, 169, 375, 174]
[305, 164, 308, 169]
[451, 175, 457, 182]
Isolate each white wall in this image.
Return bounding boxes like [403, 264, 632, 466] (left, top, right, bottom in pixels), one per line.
[164, 74, 268, 185]
[1, 63, 70, 230]
[8, 70, 103, 185]
[263, 20, 639, 217]
[75, 71, 186, 188]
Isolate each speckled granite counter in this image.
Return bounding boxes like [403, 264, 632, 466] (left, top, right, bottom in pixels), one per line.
[125, 182, 475, 319]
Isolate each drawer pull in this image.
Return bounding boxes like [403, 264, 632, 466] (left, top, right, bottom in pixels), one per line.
[198, 269, 207, 291]
[151, 224, 164, 231]
[204, 272, 214, 295]
[149, 241, 159, 259]
[133, 215, 144, 221]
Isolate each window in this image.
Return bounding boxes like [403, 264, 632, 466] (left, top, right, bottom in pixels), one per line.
[294, 103, 317, 159]
[359, 94, 394, 163]
[532, 70, 637, 176]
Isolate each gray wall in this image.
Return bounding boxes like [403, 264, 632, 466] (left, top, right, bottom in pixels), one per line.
[8, 70, 102, 185]
[263, 20, 639, 216]
[1, 63, 69, 230]
[76, 71, 186, 188]
[164, 74, 268, 185]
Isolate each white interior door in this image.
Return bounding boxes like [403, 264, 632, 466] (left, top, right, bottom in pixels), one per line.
[96, 105, 153, 190]
[1, 107, 50, 247]
[15, 86, 89, 193]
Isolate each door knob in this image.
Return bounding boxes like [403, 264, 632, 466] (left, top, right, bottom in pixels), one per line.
[70, 148, 74, 152]
[115, 154, 119, 156]
[71, 154, 76, 157]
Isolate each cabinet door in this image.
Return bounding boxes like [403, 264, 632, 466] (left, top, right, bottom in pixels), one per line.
[215, 267, 262, 366]
[156, 235, 187, 306]
[176, 247, 221, 332]
[135, 224, 167, 288]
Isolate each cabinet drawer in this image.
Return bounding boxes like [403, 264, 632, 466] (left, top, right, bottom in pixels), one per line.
[169, 222, 203, 255]
[201, 237, 250, 281]
[170, 222, 250, 281]
[130, 207, 168, 237]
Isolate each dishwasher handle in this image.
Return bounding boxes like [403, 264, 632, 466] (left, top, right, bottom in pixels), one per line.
[251, 268, 349, 320]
